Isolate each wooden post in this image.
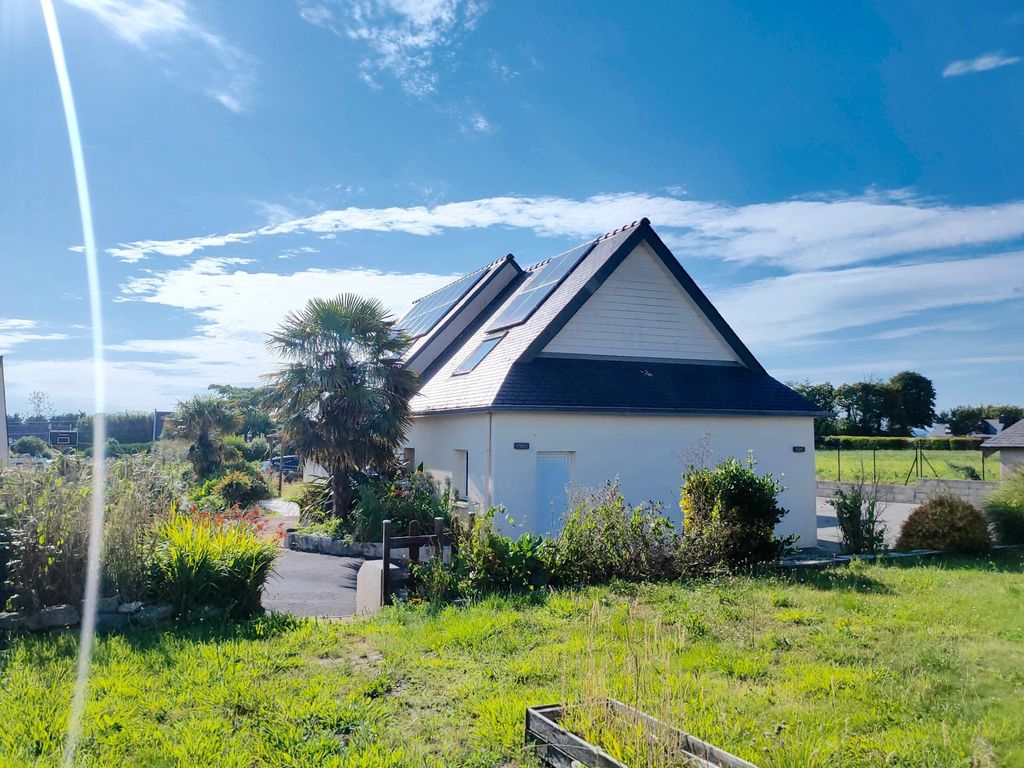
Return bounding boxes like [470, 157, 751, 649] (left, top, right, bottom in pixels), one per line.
[381, 519, 392, 606]
[433, 516, 444, 562]
[872, 448, 877, 484]
[837, 446, 841, 482]
[408, 519, 420, 566]
[982, 451, 986, 481]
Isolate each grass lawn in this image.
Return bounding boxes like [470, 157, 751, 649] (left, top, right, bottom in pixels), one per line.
[2, 552, 1023, 767]
[815, 449, 1000, 484]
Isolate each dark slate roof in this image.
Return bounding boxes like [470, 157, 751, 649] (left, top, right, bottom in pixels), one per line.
[408, 219, 821, 417]
[982, 419, 1024, 449]
[495, 358, 822, 414]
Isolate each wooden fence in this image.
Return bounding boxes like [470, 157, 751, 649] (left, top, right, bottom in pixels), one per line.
[380, 512, 474, 605]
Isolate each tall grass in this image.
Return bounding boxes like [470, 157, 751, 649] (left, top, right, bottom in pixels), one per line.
[150, 513, 277, 618]
[0, 456, 186, 610]
[985, 468, 1024, 545]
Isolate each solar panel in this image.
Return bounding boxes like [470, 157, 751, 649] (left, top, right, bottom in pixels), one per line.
[453, 334, 504, 375]
[395, 267, 488, 338]
[488, 240, 596, 331]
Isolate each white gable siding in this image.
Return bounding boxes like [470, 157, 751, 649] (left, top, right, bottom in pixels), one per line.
[541, 241, 739, 363]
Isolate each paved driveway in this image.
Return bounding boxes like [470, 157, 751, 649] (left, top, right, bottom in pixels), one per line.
[817, 496, 918, 549]
[262, 548, 362, 618]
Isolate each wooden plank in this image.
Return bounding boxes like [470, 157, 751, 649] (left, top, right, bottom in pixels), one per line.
[408, 520, 420, 566]
[381, 519, 391, 606]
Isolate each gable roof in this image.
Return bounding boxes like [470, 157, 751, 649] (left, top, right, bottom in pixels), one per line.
[982, 419, 1024, 450]
[404, 219, 821, 417]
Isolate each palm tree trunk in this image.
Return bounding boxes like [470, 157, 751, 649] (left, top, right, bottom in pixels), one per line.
[330, 463, 351, 520]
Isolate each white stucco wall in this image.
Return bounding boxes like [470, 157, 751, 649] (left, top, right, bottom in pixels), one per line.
[1001, 448, 1024, 474]
[404, 412, 493, 510]
[406, 411, 818, 547]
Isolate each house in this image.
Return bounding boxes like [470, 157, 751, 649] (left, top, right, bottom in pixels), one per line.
[928, 420, 1004, 439]
[981, 420, 1024, 474]
[397, 219, 821, 546]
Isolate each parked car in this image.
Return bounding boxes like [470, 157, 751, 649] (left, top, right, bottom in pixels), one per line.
[261, 454, 302, 481]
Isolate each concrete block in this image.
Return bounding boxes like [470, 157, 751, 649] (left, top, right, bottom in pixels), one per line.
[95, 612, 130, 632]
[355, 560, 400, 617]
[132, 603, 175, 627]
[0, 611, 27, 631]
[96, 596, 120, 613]
[26, 605, 80, 631]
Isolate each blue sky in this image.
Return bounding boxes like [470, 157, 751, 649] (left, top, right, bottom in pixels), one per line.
[1, 0, 1022, 414]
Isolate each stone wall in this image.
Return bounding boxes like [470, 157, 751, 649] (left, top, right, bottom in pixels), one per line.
[816, 478, 999, 506]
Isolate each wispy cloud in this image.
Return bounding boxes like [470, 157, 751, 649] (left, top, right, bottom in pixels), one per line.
[715, 251, 1024, 345]
[62, 0, 256, 112]
[96, 190, 1024, 274]
[942, 51, 1021, 77]
[0, 319, 68, 353]
[297, 0, 486, 96]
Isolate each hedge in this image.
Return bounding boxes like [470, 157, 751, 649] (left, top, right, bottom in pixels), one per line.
[817, 436, 985, 451]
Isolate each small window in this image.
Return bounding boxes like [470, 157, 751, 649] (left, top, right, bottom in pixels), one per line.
[453, 334, 504, 375]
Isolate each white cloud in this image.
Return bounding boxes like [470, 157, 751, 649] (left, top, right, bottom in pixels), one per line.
[0, 319, 69, 354]
[99, 191, 1024, 274]
[715, 251, 1024, 346]
[62, 0, 255, 112]
[107, 257, 458, 401]
[298, 0, 486, 96]
[942, 51, 1021, 77]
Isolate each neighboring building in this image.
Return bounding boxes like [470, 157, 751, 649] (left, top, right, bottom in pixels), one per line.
[397, 219, 821, 545]
[982, 420, 1024, 474]
[0, 356, 8, 466]
[928, 419, 1004, 439]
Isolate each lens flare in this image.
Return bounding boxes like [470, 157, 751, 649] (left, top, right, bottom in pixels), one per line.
[38, 1, 107, 764]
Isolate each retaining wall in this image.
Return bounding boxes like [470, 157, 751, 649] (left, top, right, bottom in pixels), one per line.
[816, 478, 999, 506]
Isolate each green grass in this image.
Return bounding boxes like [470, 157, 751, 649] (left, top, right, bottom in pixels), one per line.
[816, 449, 1000, 483]
[2, 553, 1023, 766]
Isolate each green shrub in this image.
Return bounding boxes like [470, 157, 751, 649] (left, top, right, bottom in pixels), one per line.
[828, 481, 887, 554]
[679, 454, 788, 574]
[212, 469, 270, 508]
[10, 436, 50, 458]
[549, 481, 678, 586]
[895, 494, 992, 553]
[447, 510, 552, 598]
[985, 469, 1024, 545]
[223, 435, 271, 462]
[295, 478, 331, 524]
[150, 513, 277, 618]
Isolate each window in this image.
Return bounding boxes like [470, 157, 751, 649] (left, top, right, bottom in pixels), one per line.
[453, 334, 504, 375]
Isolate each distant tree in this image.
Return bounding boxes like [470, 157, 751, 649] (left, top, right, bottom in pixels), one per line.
[11, 436, 50, 458]
[28, 391, 52, 421]
[207, 384, 276, 437]
[164, 396, 242, 479]
[886, 371, 936, 436]
[940, 404, 1024, 436]
[7, 413, 25, 425]
[77, 411, 154, 445]
[836, 381, 889, 435]
[264, 295, 417, 519]
[787, 380, 837, 439]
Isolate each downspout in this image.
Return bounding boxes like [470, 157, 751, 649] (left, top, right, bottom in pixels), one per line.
[486, 411, 493, 508]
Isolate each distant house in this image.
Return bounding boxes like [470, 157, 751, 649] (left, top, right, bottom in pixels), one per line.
[928, 420, 1004, 439]
[396, 219, 821, 545]
[982, 420, 1024, 474]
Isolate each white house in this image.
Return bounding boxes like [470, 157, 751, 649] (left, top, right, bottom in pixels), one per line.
[982, 420, 1024, 474]
[397, 219, 821, 546]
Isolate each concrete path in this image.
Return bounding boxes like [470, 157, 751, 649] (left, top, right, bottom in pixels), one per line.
[816, 496, 918, 549]
[262, 548, 362, 618]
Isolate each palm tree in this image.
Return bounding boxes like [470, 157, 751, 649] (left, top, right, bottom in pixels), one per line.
[165, 395, 242, 480]
[264, 294, 416, 519]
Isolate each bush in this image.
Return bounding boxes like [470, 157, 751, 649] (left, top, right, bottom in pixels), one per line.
[223, 435, 271, 463]
[895, 494, 993, 553]
[679, 454, 788, 574]
[442, 509, 552, 598]
[985, 469, 1024, 545]
[150, 513, 277, 618]
[549, 481, 678, 586]
[10, 436, 50, 458]
[212, 470, 271, 508]
[828, 481, 887, 554]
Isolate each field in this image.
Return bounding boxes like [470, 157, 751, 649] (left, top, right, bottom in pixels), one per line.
[815, 448, 1000, 484]
[1, 552, 1022, 767]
